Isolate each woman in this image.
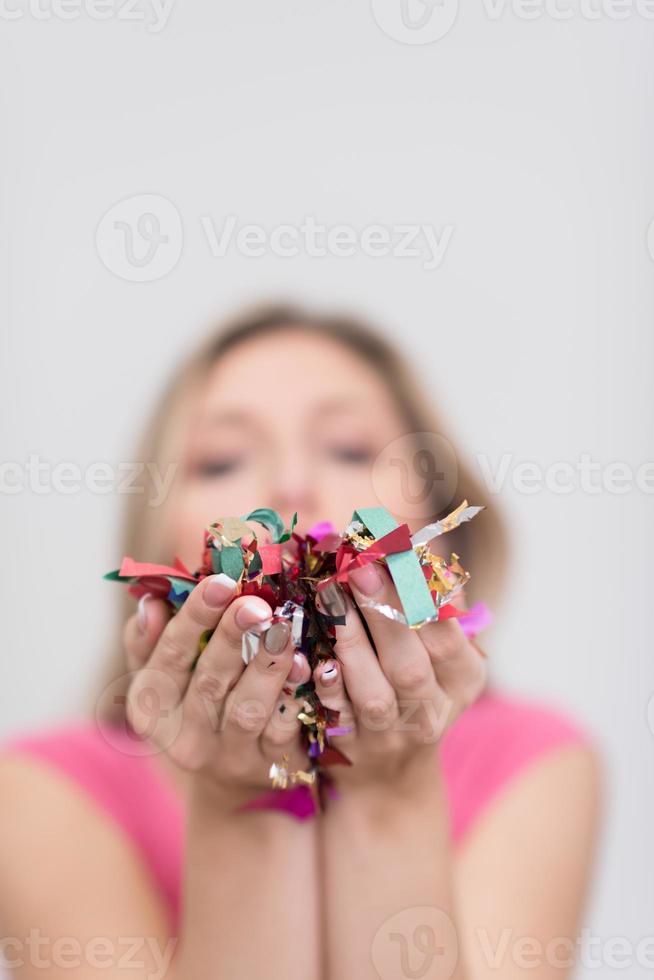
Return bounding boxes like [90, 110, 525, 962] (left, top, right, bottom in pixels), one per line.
[0, 302, 601, 979]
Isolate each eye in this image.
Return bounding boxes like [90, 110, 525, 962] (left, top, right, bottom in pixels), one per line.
[328, 445, 375, 464]
[192, 457, 242, 478]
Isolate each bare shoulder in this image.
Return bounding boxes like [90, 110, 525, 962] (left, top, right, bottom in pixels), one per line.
[0, 753, 170, 942]
[455, 743, 603, 977]
[458, 739, 603, 870]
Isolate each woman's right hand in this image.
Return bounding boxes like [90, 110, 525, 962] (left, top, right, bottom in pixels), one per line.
[121, 573, 311, 807]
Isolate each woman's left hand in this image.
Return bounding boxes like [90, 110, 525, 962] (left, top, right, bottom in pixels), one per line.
[313, 561, 486, 795]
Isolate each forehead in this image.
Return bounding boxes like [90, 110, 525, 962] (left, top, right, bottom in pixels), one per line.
[196, 328, 399, 420]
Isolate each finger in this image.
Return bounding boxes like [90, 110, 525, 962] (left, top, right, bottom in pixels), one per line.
[123, 595, 171, 672]
[417, 617, 487, 713]
[180, 594, 277, 736]
[127, 573, 238, 736]
[313, 659, 354, 724]
[219, 616, 297, 751]
[260, 652, 311, 767]
[348, 563, 441, 706]
[313, 659, 357, 756]
[332, 592, 398, 738]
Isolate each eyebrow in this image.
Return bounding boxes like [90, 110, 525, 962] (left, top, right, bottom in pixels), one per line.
[311, 397, 369, 417]
[204, 410, 253, 429]
[204, 398, 369, 429]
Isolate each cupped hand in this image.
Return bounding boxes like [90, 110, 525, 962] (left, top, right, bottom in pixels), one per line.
[314, 562, 486, 795]
[122, 574, 311, 805]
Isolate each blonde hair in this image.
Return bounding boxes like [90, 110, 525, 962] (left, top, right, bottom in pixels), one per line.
[96, 300, 510, 723]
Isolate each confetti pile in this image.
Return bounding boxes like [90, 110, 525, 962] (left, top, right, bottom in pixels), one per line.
[105, 502, 491, 811]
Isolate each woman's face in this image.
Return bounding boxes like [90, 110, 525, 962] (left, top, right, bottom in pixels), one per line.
[169, 327, 414, 569]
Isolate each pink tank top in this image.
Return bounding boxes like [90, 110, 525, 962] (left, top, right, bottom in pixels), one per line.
[0, 691, 589, 933]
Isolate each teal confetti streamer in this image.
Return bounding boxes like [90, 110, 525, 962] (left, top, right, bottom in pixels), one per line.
[352, 506, 435, 627]
[243, 507, 286, 543]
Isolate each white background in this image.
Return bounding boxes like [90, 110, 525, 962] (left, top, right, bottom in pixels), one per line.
[1, 2, 652, 976]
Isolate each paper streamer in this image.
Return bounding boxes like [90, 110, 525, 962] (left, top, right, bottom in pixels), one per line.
[353, 507, 436, 627]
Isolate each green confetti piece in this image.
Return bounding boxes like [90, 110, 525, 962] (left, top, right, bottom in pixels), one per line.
[210, 547, 222, 574]
[220, 546, 245, 581]
[352, 506, 435, 627]
[242, 507, 286, 543]
[279, 510, 298, 543]
[248, 549, 262, 577]
[294, 681, 313, 700]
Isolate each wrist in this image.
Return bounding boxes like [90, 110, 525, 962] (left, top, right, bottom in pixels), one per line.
[329, 746, 446, 825]
[189, 773, 315, 846]
[189, 773, 272, 826]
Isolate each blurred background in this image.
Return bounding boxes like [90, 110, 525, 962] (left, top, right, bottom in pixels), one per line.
[1, 3, 652, 976]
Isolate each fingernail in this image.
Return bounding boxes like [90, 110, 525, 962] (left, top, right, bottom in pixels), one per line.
[349, 562, 383, 596]
[286, 653, 305, 683]
[203, 573, 238, 607]
[317, 580, 347, 617]
[137, 594, 151, 634]
[263, 620, 291, 655]
[319, 661, 339, 686]
[235, 600, 271, 630]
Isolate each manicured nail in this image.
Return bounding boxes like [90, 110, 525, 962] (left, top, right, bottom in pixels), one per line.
[263, 620, 291, 655]
[137, 594, 151, 634]
[317, 580, 347, 617]
[203, 574, 238, 607]
[349, 562, 383, 596]
[286, 653, 306, 683]
[319, 661, 339, 686]
[235, 600, 271, 630]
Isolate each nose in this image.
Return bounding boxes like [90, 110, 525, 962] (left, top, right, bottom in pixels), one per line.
[264, 446, 318, 530]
